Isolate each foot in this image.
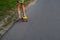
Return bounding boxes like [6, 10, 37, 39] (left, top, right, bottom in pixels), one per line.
[21, 15, 28, 22]
[18, 16, 21, 19]
[22, 15, 27, 20]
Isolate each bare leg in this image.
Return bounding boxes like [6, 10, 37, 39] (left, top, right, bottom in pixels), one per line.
[16, 2, 21, 18]
[22, 3, 26, 16]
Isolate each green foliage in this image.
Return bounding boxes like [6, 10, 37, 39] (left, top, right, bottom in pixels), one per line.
[0, 0, 16, 10]
[0, 0, 32, 27]
[0, 0, 16, 21]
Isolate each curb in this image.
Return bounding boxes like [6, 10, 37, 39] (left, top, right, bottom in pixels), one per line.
[0, 21, 17, 39]
[0, 0, 37, 39]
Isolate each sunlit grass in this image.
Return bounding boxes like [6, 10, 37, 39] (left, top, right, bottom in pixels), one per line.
[0, 0, 33, 30]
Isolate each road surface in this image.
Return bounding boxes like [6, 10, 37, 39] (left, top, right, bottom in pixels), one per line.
[1, 0, 60, 40]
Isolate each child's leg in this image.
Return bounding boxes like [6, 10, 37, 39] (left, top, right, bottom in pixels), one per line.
[21, 3, 26, 16]
[16, 2, 21, 18]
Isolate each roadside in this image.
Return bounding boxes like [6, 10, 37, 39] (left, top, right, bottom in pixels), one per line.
[0, 0, 34, 38]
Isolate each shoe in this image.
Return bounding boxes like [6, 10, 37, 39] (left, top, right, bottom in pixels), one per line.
[21, 16, 28, 22]
[22, 16, 27, 20]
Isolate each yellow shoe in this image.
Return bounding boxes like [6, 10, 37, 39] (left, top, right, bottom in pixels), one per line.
[22, 16, 27, 20]
[21, 16, 28, 22]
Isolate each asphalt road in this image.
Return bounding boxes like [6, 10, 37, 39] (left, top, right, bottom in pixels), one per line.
[1, 0, 60, 40]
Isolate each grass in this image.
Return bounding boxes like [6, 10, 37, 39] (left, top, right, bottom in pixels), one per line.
[0, 0, 16, 21]
[0, 0, 32, 21]
[0, 0, 33, 36]
[0, 0, 33, 30]
[0, 0, 34, 37]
